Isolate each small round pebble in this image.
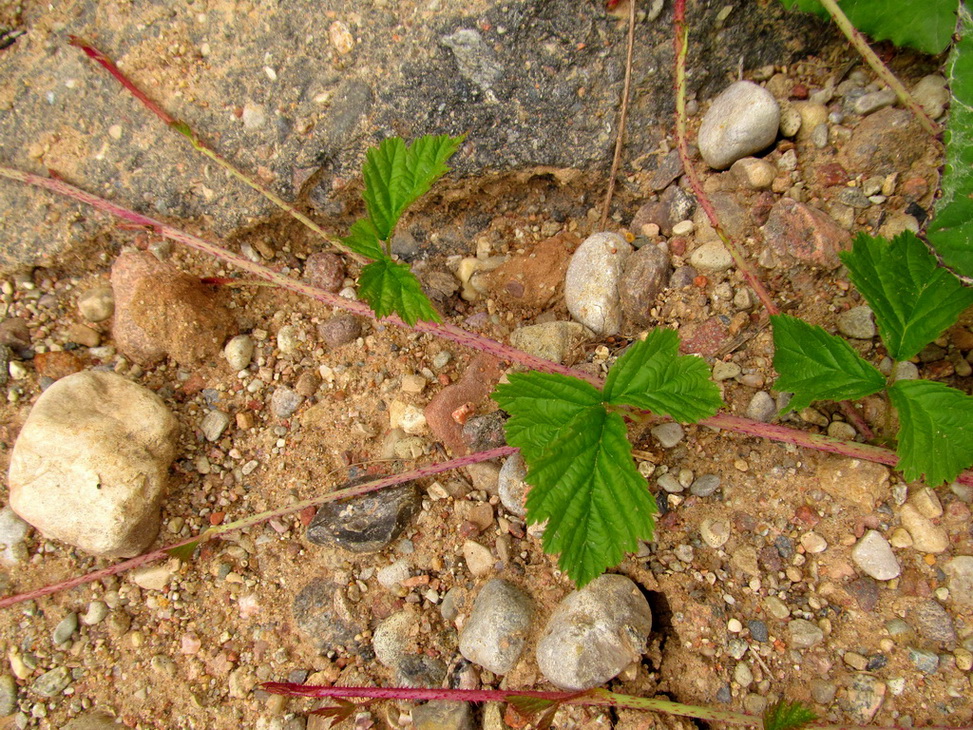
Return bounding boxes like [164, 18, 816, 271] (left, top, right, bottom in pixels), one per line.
[77, 286, 115, 323]
[788, 618, 824, 649]
[270, 387, 304, 418]
[201, 410, 231, 442]
[700, 519, 730, 548]
[224, 335, 254, 371]
[52, 612, 78, 646]
[746, 391, 776, 422]
[650, 422, 684, 448]
[748, 620, 769, 642]
[852, 530, 900, 580]
[837, 306, 876, 339]
[690, 473, 721, 497]
[689, 242, 734, 272]
[319, 315, 362, 348]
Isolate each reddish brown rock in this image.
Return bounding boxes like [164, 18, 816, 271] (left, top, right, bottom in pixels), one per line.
[678, 316, 728, 357]
[761, 198, 851, 269]
[486, 232, 577, 311]
[619, 244, 671, 328]
[111, 251, 235, 367]
[34, 351, 84, 381]
[842, 107, 926, 176]
[303, 252, 346, 293]
[424, 353, 502, 455]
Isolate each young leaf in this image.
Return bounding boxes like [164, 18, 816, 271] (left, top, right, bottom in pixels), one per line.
[927, 3, 973, 278]
[362, 134, 464, 240]
[839, 232, 973, 361]
[763, 698, 817, 730]
[526, 405, 657, 586]
[493, 372, 603, 458]
[889, 379, 973, 486]
[310, 699, 358, 727]
[358, 258, 442, 326]
[506, 696, 559, 718]
[495, 371, 656, 586]
[343, 218, 385, 260]
[603, 328, 722, 422]
[778, 0, 957, 55]
[771, 314, 886, 413]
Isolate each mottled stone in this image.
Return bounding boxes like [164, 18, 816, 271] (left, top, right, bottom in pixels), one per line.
[761, 198, 851, 269]
[787, 618, 824, 649]
[292, 577, 365, 652]
[308, 480, 420, 553]
[509, 321, 587, 365]
[536, 574, 652, 690]
[843, 108, 926, 176]
[459, 579, 533, 675]
[817, 458, 889, 511]
[619, 244, 671, 327]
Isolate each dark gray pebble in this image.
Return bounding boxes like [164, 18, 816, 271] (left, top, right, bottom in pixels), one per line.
[308, 480, 420, 553]
[748, 619, 769, 642]
[292, 578, 365, 652]
[690, 473, 721, 497]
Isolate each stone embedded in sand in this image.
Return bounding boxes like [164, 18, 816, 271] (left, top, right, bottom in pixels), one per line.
[698, 81, 780, 170]
[564, 232, 632, 336]
[111, 250, 234, 366]
[8, 371, 179, 557]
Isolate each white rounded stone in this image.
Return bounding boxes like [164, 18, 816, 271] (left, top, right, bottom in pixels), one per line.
[564, 232, 632, 336]
[698, 81, 780, 170]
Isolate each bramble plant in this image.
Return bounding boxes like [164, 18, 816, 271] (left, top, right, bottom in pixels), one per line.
[772, 232, 973, 486]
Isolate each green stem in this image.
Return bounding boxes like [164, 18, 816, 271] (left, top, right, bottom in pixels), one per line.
[814, 0, 939, 136]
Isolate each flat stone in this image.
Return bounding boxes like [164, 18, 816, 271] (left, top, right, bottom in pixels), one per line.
[899, 503, 949, 553]
[77, 286, 115, 323]
[395, 655, 447, 689]
[912, 75, 949, 119]
[817, 458, 889, 511]
[509, 321, 587, 365]
[852, 530, 900, 581]
[650, 423, 684, 448]
[411, 701, 474, 730]
[698, 81, 780, 170]
[943, 556, 973, 605]
[536, 574, 652, 690]
[837, 306, 876, 339]
[787, 618, 824, 649]
[700, 519, 730, 548]
[200, 410, 231, 442]
[292, 577, 365, 652]
[844, 674, 886, 724]
[308, 480, 420, 553]
[373, 610, 416, 670]
[0, 506, 29, 566]
[853, 89, 897, 115]
[8, 371, 179, 557]
[270, 387, 304, 419]
[30, 666, 71, 698]
[619, 244, 671, 327]
[461, 412, 508, 453]
[689, 241, 734, 272]
[690, 474, 721, 497]
[459, 579, 533, 675]
[908, 647, 940, 673]
[498, 453, 529, 518]
[0, 674, 16, 716]
[843, 107, 926, 176]
[424, 354, 501, 455]
[907, 600, 956, 645]
[564, 232, 632, 336]
[62, 711, 121, 730]
[761, 198, 851, 269]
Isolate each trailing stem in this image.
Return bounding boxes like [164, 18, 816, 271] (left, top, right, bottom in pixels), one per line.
[68, 37, 368, 265]
[0, 446, 515, 610]
[2, 164, 971, 484]
[813, 0, 939, 136]
[672, 0, 779, 316]
[261, 684, 967, 730]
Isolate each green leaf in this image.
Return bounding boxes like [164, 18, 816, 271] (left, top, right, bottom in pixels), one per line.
[779, 0, 958, 54]
[840, 232, 973, 361]
[763, 699, 818, 730]
[342, 218, 385, 260]
[494, 372, 657, 586]
[492, 372, 603, 460]
[603, 328, 722, 422]
[361, 134, 464, 240]
[928, 3, 973, 277]
[771, 314, 886, 413]
[357, 259, 442, 326]
[889, 379, 973, 485]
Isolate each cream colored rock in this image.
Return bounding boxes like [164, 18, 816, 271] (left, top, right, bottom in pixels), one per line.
[8, 371, 179, 557]
[564, 232, 632, 336]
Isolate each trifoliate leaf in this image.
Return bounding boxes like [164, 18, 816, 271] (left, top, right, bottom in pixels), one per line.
[494, 371, 656, 586]
[778, 0, 957, 54]
[343, 218, 385, 260]
[358, 259, 441, 326]
[889, 379, 973, 485]
[840, 233, 973, 362]
[763, 698, 818, 730]
[928, 3, 973, 278]
[603, 328, 722, 422]
[361, 134, 464, 240]
[771, 314, 886, 413]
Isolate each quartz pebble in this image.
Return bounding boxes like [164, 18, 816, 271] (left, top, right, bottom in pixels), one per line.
[564, 232, 632, 336]
[650, 423, 684, 448]
[536, 574, 652, 690]
[200, 410, 231, 442]
[689, 241, 734, 272]
[700, 519, 730, 548]
[224, 335, 254, 371]
[852, 530, 900, 580]
[698, 81, 780, 170]
[899, 503, 949, 553]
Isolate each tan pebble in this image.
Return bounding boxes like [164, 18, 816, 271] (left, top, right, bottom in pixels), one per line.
[909, 487, 943, 519]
